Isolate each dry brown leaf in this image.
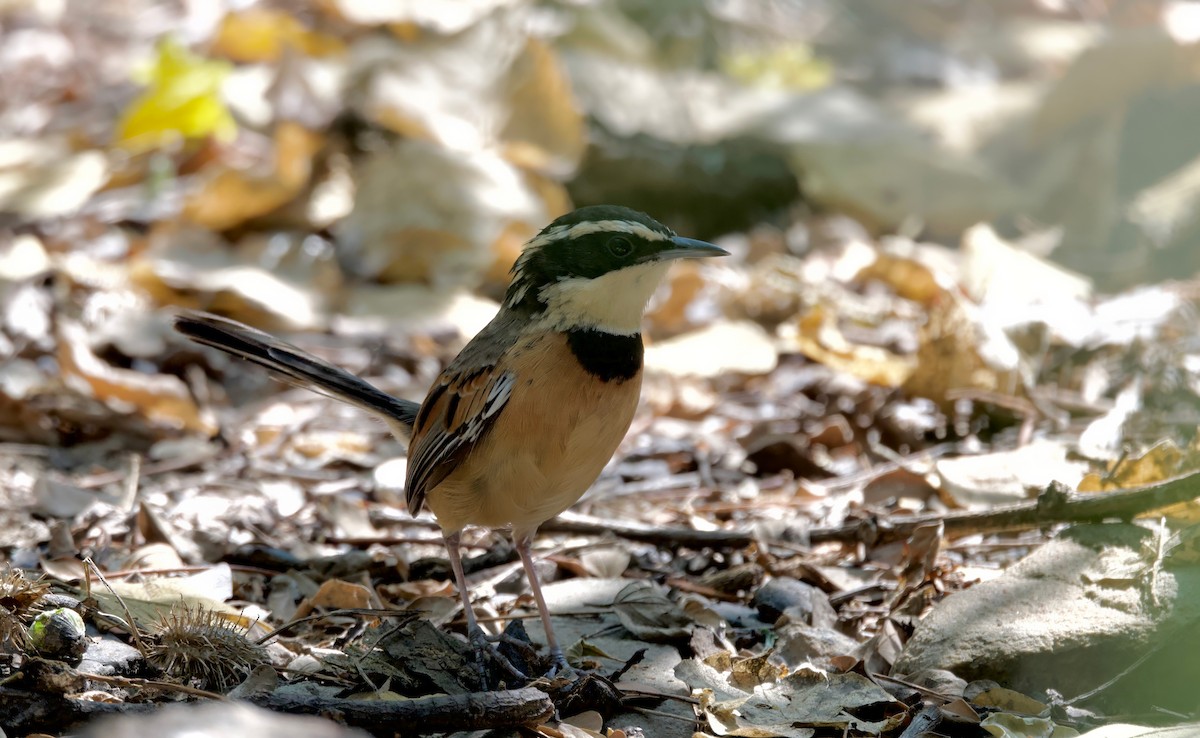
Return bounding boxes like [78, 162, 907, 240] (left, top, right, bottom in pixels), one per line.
[87, 565, 254, 633]
[1078, 440, 1194, 492]
[681, 656, 905, 737]
[32, 476, 112, 519]
[293, 579, 374, 619]
[499, 37, 587, 177]
[183, 122, 324, 230]
[388, 579, 456, 601]
[288, 430, 375, 466]
[960, 225, 1091, 307]
[1078, 439, 1200, 523]
[645, 260, 719, 335]
[578, 548, 631, 579]
[334, 142, 555, 288]
[352, 16, 584, 175]
[559, 711, 604, 735]
[853, 252, 945, 307]
[0, 234, 50, 281]
[56, 320, 213, 434]
[937, 440, 1088, 510]
[124, 543, 187, 572]
[785, 306, 916, 388]
[902, 297, 1019, 406]
[964, 680, 1048, 715]
[728, 652, 782, 691]
[213, 9, 345, 63]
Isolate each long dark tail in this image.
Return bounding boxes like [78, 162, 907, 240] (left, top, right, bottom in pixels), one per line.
[173, 311, 419, 435]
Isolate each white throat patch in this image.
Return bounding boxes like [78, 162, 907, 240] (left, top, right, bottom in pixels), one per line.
[535, 261, 671, 334]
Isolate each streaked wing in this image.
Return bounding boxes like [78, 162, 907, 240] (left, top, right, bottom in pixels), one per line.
[405, 364, 514, 516]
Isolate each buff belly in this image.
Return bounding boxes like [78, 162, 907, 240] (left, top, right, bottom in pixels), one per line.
[424, 332, 641, 538]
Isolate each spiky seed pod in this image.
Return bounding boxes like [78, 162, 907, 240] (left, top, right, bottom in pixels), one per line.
[0, 569, 53, 653]
[0, 569, 52, 618]
[147, 607, 269, 691]
[0, 604, 27, 652]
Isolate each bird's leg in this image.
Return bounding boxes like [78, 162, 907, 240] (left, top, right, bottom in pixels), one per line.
[443, 531, 528, 682]
[514, 534, 572, 676]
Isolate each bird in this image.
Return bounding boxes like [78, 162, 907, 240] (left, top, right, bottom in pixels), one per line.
[173, 204, 727, 677]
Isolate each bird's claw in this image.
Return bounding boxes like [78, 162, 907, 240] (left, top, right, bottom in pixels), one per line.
[544, 646, 574, 678]
[468, 626, 529, 683]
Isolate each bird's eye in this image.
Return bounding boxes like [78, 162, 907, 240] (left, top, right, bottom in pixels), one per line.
[607, 236, 633, 257]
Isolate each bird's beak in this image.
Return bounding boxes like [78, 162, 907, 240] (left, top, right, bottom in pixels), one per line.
[648, 236, 729, 262]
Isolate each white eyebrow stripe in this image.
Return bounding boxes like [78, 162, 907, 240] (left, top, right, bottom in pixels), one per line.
[523, 219, 672, 251]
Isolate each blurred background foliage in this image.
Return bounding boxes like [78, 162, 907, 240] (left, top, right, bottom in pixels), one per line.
[2, 0, 1200, 447]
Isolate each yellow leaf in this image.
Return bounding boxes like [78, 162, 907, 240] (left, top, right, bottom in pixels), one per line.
[721, 43, 832, 91]
[116, 38, 236, 151]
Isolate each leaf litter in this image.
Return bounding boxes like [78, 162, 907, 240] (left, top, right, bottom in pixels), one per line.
[0, 2, 1199, 738]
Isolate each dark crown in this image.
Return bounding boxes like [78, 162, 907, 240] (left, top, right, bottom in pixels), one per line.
[504, 205, 676, 309]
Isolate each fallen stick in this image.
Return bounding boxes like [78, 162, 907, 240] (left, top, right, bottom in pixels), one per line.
[0, 687, 554, 736]
[547, 471, 1200, 548]
[814, 473, 1200, 544]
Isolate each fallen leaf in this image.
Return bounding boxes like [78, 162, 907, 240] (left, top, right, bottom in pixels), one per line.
[0, 234, 50, 280]
[88, 564, 255, 633]
[334, 141, 553, 288]
[785, 306, 916, 388]
[182, 122, 324, 230]
[293, 579, 374, 619]
[56, 320, 213, 434]
[966, 680, 1049, 715]
[1078, 439, 1200, 523]
[116, 38, 236, 150]
[980, 712, 1078, 738]
[131, 224, 333, 331]
[937, 439, 1088, 510]
[353, 21, 584, 175]
[610, 581, 695, 643]
[579, 548, 630, 579]
[646, 320, 777, 378]
[902, 296, 1021, 405]
[213, 9, 345, 63]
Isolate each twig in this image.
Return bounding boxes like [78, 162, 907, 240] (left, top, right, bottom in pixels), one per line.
[257, 608, 418, 645]
[246, 687, 554, 734]
[84, 558, 147, 655]
[0, 687, 554, 736]
[623, 705, 698, 724]
[85, 673, 227, 701]
[75, 449, 214, 490]
[814, 472, 1200, 544]
[618, 687, 700, 704]
[551, 470, 1200, 548]
[545, 512, 754, 548]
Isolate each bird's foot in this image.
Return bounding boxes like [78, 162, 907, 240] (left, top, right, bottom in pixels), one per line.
[544, 646, 574, 678]
[468, 626, 529, 683]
